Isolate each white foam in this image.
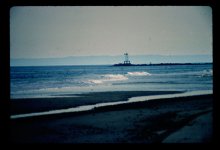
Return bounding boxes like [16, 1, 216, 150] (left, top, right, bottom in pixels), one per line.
[127, 72, 151, 76]
[103, 74, 128, 81]
[200, 69, 213, 77]
[88, 79, 104, 84]
[155, 69, 213, 77]
[87, 74, 128, 85]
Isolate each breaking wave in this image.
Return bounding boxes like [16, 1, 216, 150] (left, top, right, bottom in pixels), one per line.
[88, 74, 128, 84]
[154, 69, 213, 77]
[87, 72, 152, 84]
[127, 71, 151, 76]
[200, 69, 212, 77]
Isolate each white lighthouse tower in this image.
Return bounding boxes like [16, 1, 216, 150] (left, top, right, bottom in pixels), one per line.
[124, 53, 131, 65]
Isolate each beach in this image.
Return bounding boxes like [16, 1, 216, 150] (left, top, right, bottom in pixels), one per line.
[9, 5, 213, 144]
[10, 91, 213, 143]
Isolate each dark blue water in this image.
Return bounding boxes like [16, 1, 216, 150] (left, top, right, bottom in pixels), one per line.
[10, 64, 213, 99]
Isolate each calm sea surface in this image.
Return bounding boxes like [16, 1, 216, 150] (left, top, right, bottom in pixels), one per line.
[10, 64, 213, 99]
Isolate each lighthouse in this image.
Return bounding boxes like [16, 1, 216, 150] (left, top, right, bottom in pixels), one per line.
[114, 53, 139, 66]
[124, 53, 131, 65]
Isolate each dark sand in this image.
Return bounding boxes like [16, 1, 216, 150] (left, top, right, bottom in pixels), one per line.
[10, 91, 182, 115]
[10, 91, 213, 143]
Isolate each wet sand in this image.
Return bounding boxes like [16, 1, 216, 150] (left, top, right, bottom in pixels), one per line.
[11, 91, 182, 115]
[10, 92, 213, 143]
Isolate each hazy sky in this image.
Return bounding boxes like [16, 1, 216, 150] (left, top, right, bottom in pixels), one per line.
[10, 6, 212, 59]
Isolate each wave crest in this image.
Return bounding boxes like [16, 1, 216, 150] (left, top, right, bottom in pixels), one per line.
[200, 69, 212, 77]
[103, 74, 128, 80]
[127, 71, 151, 76]
[88, 74, 128, 84]
[87, 80, 104, 84]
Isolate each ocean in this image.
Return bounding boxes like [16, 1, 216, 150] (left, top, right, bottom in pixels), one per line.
[10, 63, 213, 99]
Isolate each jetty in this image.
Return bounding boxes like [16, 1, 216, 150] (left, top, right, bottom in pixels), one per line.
[113, 53, 212, 66]
[113, 53, 151, 66]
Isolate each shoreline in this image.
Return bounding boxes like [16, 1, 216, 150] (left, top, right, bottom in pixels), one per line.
[11, 90, 212, 119]
[10, 92, 213, 143]
[11, 91, 183, 116]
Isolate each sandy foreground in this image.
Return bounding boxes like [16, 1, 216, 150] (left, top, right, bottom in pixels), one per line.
[10, 92, 213, 143]
[162, 112, 212, 143]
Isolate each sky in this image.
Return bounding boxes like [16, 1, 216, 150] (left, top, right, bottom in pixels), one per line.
[10, 6, 212, 59]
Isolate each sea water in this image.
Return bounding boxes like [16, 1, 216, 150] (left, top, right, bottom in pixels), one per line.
[10, 63, 213, 99]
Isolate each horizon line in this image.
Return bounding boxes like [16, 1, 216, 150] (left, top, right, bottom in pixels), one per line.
[10, 62, 213, 67]
[10, 54, 212, 60]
